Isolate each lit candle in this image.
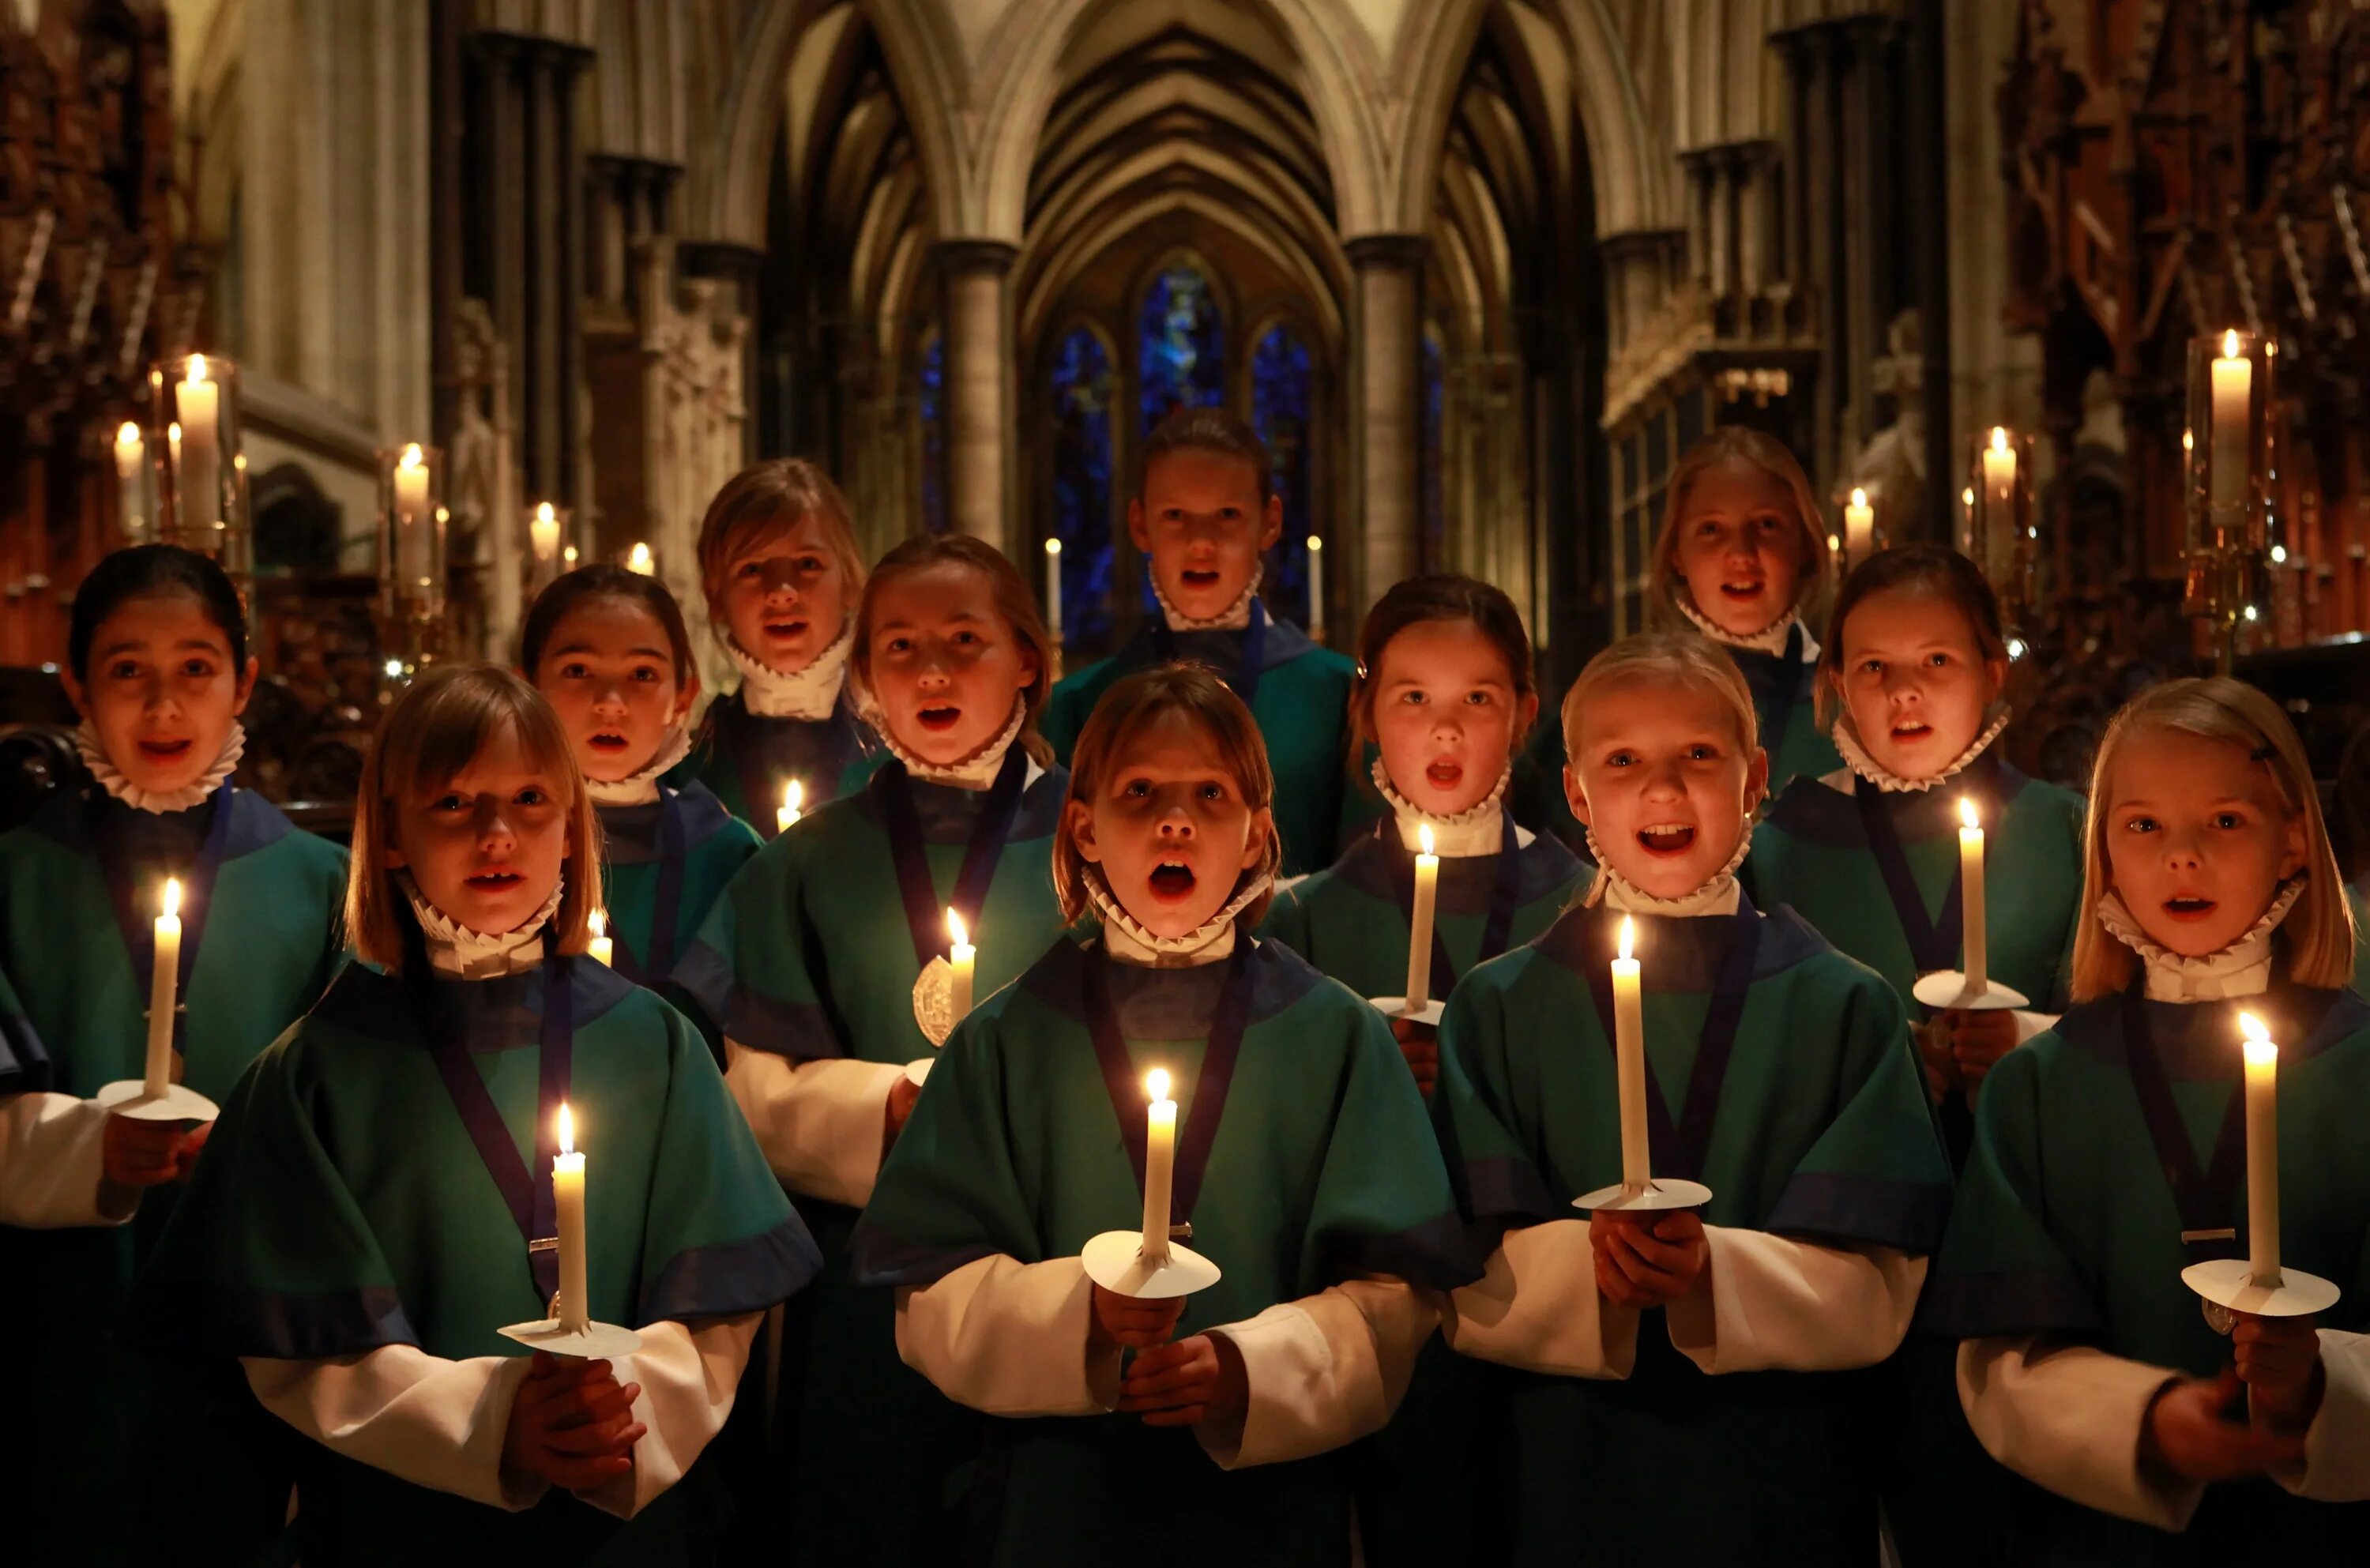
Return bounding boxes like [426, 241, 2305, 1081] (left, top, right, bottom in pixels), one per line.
[2239, 1013, 2281, 1285]
[178, 356, 222, 529]
[144, 878, 182, 1100]
[1981, 427, 2016, 510]
[946, 907, 976, 1021]
[1845, 487, 1875, 566]
[529, 502, 560, 566]
[777, 777, 803, 836]
[563, 545, 580, 567]
[393, 443, 431, 587]
[626, 542, 654, 576]
[553, 1103, 589, 1333]
[1306, 534, 1326, 641]
[1043, 537, 1063, 641]
[1405, 823, 1439, 1012]
[1142, 1068, 1176, 1265]
[1612, 916, 1649, 1192]
[114, 422, 142, 485]
[2210, 329, 2252, 515]
[1958, 797, 1988, 994]
[115, 423, 145, 541]
[587, 909, 613, 968]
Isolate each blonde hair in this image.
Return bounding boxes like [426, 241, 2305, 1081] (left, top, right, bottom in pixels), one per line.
[1559, 631, 1761, 765]
[2071, 677, 2355, 1000]
[346, 664, 601, 974]
[1055, 664, 1282, 928]
[694, 458, 867, 626]
[1647, 427, 1831, 630]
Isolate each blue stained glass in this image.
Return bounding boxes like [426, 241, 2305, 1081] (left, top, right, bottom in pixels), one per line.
[1137, 264, 1226, 435]
[1251, 322, 1315, 631]
[919, 333, 948, 535]
[1421, 330, 1447, 570]
[1050, 327, 1118, 649]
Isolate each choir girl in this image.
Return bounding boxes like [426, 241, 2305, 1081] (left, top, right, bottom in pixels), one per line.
[1041, 407, 1364, 875]
[1924, 676, 2370, 1559]
[1433, 632, 1952, 1562]
[679, 532, 1074, 1562]
[674, 457, 882, 835]
[851, 662, 1472, 1564]
[0, 543, 348, 1559]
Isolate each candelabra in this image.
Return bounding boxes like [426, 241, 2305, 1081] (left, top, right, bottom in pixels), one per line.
[378, 444, 450, 676]
[2182, 330, 2275, 675]
[1960, 427, 2037, 632]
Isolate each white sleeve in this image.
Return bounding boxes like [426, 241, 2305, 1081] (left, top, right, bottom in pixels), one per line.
[574, 1314, 762, 1520]
[722, 1041, 905, 1207]
[0, 1092, 135, 1228]
[894, 1256, 1121, 1417]
[1196, 1279, 1436, 1470]
[2012, 1011, 2059, 1045]
[243, 1348, 546, 1511]
[1664, 1229, 1924, 1374]
[1440, 1220, 1638, 1378]
[1956, 1334, 2201, 1531]
[2275, 1329, 2370, 1502]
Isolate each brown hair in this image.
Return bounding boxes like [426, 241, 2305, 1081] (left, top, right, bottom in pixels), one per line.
[346, 665, 601, 974]
[851, 534, 1055, 766]
[521, 564, 698, 687]
[1814, 543, 2009, 730]
[1137, 406, 1273, 507]
[1647, 426, 1831, 630]
[2071, 678, 2356, 1000]
[1559, 631, 1761, 764]
[1350, 573, 1539, 753]
[1055, 664, 1282, 927]
[693, 458, 866, 627]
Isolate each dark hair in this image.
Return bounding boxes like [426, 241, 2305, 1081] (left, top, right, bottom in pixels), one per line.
[1815, 543, 2011, 730]
[852, 533, 1055, 765]
[1349, 574, 1538, 754]
[69, 544, 247, 680]
[521, 565, 698, 686]
[1137, 407, 1273, 507]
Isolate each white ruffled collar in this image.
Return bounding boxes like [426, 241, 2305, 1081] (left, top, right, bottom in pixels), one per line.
[397, 870, 567, 980]
[77, 720, 245, 813]
[584, 725, 692, 807]
[1370, 755, 1510, 857]
[1153, 566, 1262, 633]
[1834, 706, 2013, 795]
[727, 622, 852, 720]
[874, 697, 1029, 790]
[1085, 864, 1272, 968]
[1581, 822, 1752, 918]
[1676, 596, 1809, 659]
[2097, 881, 2304, 1003]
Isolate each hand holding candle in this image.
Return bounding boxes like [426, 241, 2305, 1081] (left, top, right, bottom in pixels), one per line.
[2240, 1013, 2282, 1288]
[587, 911, 613, 968]
[1958, 797, 1988, 995]
[1142, 1069, 1176, 1265]
[553, 1103, 589, 1333]
[145, 878, 183, 1100]
[946, 907, 976, 1021]
[1405, 825, 1439, 1011]
[1612, 916, 1649, 1193]
[777, 778, 803, 836]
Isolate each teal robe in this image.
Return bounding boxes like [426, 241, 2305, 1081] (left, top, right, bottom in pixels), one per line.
[677, 756, 1075, 1566]
[0, 782, 347, 1564]
[1435, 897, 1953, 1564]
[127, 954, 819, 1566]
[1719, 623, 1844, 792]
[849, 934, 1473, 1566]
[594, 781, 759, 1041]
[1042, 604, 1370, 875]
[666, 689, 884, 840]
[1923, 982, 2370, 1563]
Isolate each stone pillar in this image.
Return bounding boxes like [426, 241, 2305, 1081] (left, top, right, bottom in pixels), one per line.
[1347, 235, 1425, 614]
[937, 241, 1018, 555]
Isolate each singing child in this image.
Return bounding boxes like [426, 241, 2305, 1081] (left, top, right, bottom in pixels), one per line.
[674, 458, 882, 835]
[1041, 408, 1364, 876]
[524, 566, 760, 1030]
[130, 664, 818, 1563]
[1924, 677, 2370, 1559]
[0, 544, 348, 1559]
[679, 532, 1073, 1563]
[1434, 633, 1951, 1563]
[851, 663, 1471, 1564]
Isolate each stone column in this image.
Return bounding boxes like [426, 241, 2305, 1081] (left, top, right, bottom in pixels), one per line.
[1347, 235, 1425, 614]
[937, 241, 1018, 555]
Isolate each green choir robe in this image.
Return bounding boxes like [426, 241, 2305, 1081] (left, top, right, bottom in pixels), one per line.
[0, 782, 348, 1564]
[1720, 622, 1844, 793]
[666, 689, 883, 840]
[848, 933, 1474, 1566]
[127, 954, 819, 1567]
[1041, 604, 1371, 876]
[594, 782, 760, 1037]
[675, 756, 1075, 1565]
[1434, 897, 1954, 1564]
[1922, 982, 2370, 1563]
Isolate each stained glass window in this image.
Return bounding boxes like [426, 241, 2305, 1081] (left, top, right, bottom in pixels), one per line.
[1251, 321, 1315, 630]
[1137, 263, 1225, 435]
[1049, 325, 1119, 650]
[1422, 328, 1447, 570]
[918, 331, 947, 535]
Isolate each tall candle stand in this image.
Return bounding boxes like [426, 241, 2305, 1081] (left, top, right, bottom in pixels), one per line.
[1960, 427, 2037, 638]
[150, 353, 253, 586]
[376, 444, 450, 679]
[2182, 330, 2276, 676]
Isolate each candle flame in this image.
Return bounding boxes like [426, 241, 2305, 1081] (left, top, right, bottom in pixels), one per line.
[1418, 823, 1435, 857]
[168, 421, 181, 445]
[589, 909, 606, 939]
[1826, 534, 1841, 552]
[1850, 487, 1868, 509]
[186, 354, 209, 387]
[1958, 796, 1980, 831]
[1961, 487, 1974, 507]
[1989, 426, 2008, 454]
[2240, 1011, 2278, 1068]
[946, 907, 969, 949]
[1307, 533, 1322, 551]
[564, 546, 578, 565]
[2240, 1012, 2270, 1045]
[1617, 916, 1635, 963]
[557, 1102, 575, 1156]
[1044, 536, 1062, 556]
[627, 542, 654, 574]
[783, 778, 803, 815]
[536, 501, 555, 524]
[1146, 1068, 1172, 1104]
[118, 421, 140, 446]
[2182, 428, 2195, 453]
[2223, 329, 2241, 359]
[398, 442, 423, 470]
[162, 877, 182, 920]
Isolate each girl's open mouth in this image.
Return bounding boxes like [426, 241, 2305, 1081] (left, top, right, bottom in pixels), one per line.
[137, 738, 194, 760]
[1718, 581, 1766, 601]
[1426, 759, 1464, 789]
[916, 705, 962, 732]
[2162, 896, 2217, 922]
[762, 619, 807, 641]
[1148, 860, 1198, 903]
[1890, 720, 1933, 742]
[1179, 568, 1222, 590]
[588, 731, 631, 754]
[1637, 823, 1696, 856]
[465, 869, 525, 891]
